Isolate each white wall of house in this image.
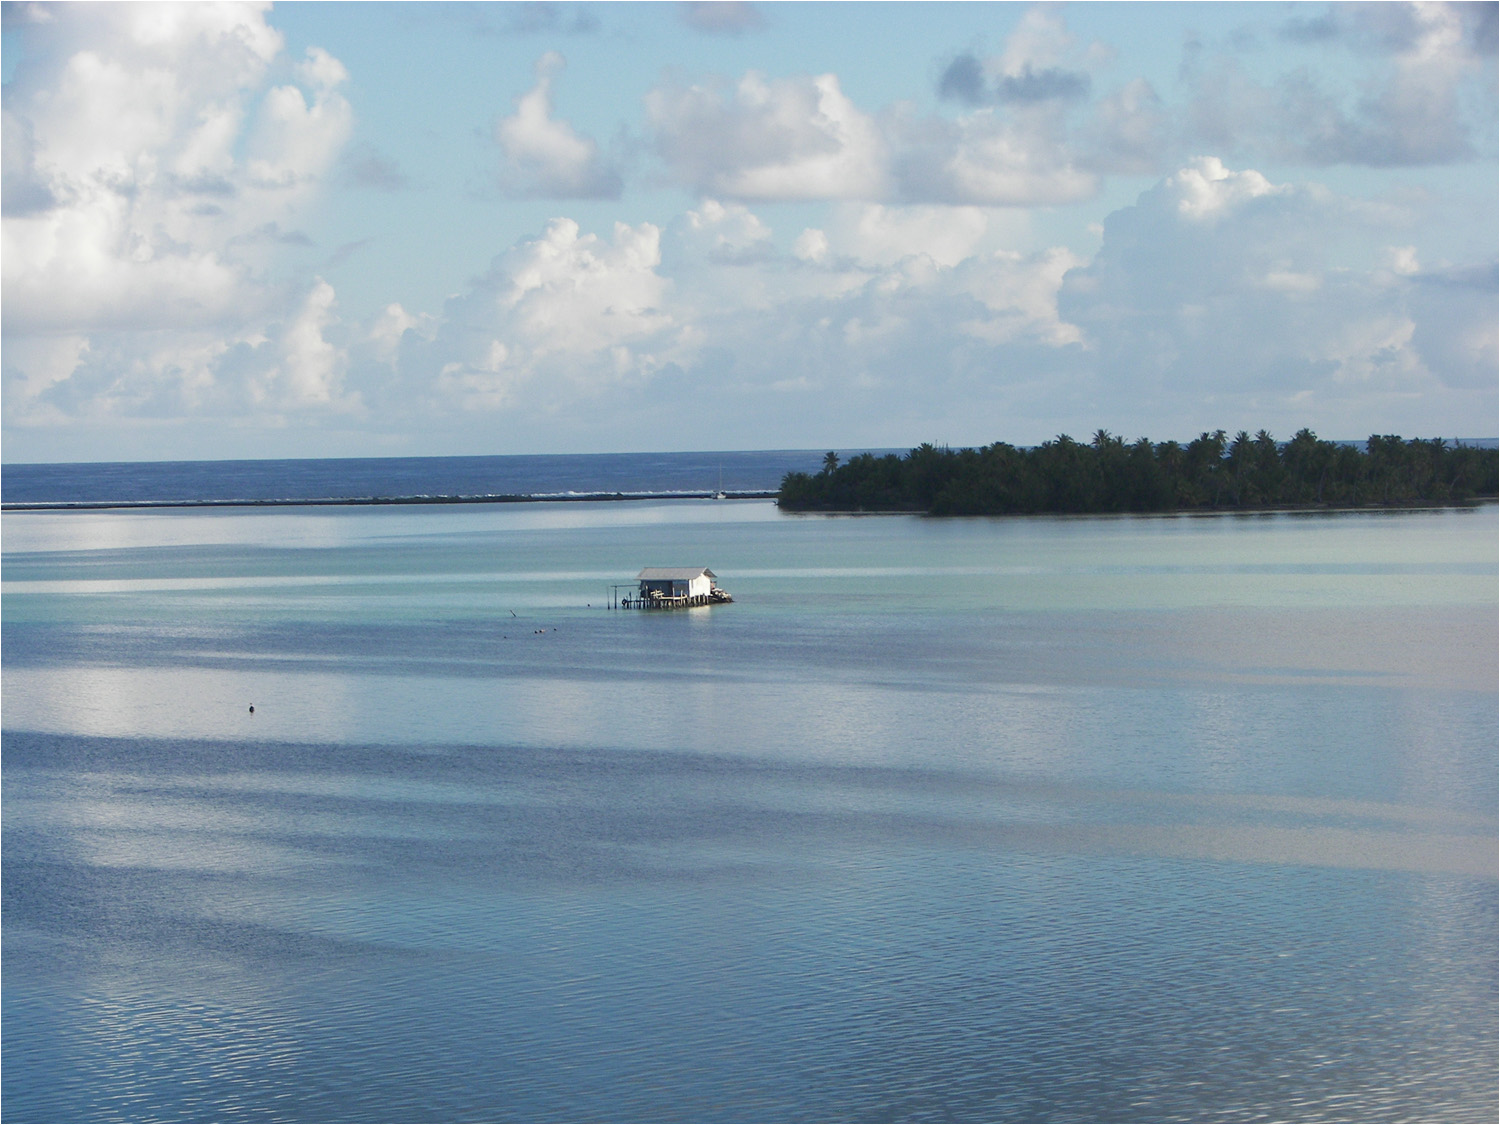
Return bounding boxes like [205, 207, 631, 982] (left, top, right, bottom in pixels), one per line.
[637, 568, 716, 599]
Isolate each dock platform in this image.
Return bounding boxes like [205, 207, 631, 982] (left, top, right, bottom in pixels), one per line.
[620, 591, 732, 609]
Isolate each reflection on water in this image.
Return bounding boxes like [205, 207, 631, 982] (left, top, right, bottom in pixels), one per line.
[5, 733, 1496, 1122]
[4, 502, 1496, 1122]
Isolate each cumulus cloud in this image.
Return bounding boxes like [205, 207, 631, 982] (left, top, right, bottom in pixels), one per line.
[677, 198, 775, 263]
[311, 201, 1091, 451]
[645, 202, 1088, 440]
[7, 2, 1491, 455]
[1, 1, 356, 431]
[645, 5, 1155, 206]
[646, 71, 891, 200]
[1077, 78, 1171, 175]
[930, 6, 1174, 184]
[1, 334, 91, 426]
[3, 276, 359, 428]
[939, 5, 1094, 107]
[646, 66, 1109, 205]
[379, 179, 1488, 449]
[265, 279, 353, 408]
[388, 218, 686, 415]
[1186, 1, 1497, 166]
[824, 204, 994, 269]
[954, 246, 1084, 347]
[2, 108, 58, 215]
[2, 3, 352, 331]
[924, 1, 1496, 188]
[247, 49, 353, 189]
[888, 104, 1100, 205]
[494, 52, 623, 198]
[1057, 157, 1497, 430]
[666, 201, 1080, 353]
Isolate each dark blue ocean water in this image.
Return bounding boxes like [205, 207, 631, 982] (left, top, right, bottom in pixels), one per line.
[1, 449, 868, 505]
[3, 482, 1496, 1123]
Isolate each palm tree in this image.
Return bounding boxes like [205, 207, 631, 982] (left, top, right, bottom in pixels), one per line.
[822, 451, 840, 475]
[1251, 430, 1282, 503]
[1227, 430, 1254, 504]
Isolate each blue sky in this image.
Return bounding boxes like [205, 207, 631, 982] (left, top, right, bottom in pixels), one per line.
[3, 1, 1496, 462]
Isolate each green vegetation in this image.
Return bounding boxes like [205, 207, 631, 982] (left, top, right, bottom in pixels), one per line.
[779, 431, 1500, 515]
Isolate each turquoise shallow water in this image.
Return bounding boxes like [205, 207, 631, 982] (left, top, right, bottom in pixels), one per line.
[3, 500, 1496, 1122]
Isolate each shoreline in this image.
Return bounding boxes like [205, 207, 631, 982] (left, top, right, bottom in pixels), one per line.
[777, 497, 1498, 517]
[0, 490, 779, 512]
[4, 492, 1491, 516]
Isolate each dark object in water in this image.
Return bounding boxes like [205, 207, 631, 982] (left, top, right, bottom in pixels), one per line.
[248, 705, 255, 714]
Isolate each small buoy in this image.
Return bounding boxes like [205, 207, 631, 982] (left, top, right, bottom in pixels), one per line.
[248, 705, 255, 714]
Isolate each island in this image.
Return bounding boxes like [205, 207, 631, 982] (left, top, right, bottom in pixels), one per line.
[777, 430, 1500, 515]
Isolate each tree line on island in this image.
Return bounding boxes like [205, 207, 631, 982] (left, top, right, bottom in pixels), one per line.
[778, 430, 1500, 515]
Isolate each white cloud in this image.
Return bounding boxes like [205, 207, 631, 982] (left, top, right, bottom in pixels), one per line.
[646, 71, 891, 200]
[645, 63, 1105, 206]
[392, 218, 688, 416]
[1, 2, 357, 430]
[6, 2, 1491, 457]
[1057, 158, 1497, 432]
[2, 275, 360, 427]
[493, 218, 672, 357]
[926, 4, 1166, 194]
[825, 204, 994, 269]
[2, 6, 351, 327]
[0, 334, 90, 426]
[494, 52, 622, 198]
[368, 303, 431, 364]
[313, 201, 1091, 451]
[1078, 78, 1170, 174]
[246, 51, 353, 190]
[793, 227, 830, 263]
[2, 191, 252, 333]
[298, 44, 349, 91]
[890, 106, 1100, 205]
[266, 279, 354, 409]
[1188, 1, 1497, 167]
[1386, 245, 1422, 277]
[956, 246, 1084, 346]
[679, 198, 775, 262]
[998, 3, 1077, 78]
[1166, 156, 1287, 221]
[650, 203, 1086, 424]
[2, 108, 57, 215]
[648, 40, 1106, 207]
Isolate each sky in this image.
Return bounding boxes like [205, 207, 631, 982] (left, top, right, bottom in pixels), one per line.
[2, 1, 1496, 463]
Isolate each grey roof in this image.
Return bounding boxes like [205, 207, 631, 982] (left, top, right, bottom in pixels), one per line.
[637, 567, 716, 580]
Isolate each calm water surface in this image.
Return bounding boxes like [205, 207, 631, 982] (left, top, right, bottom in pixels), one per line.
[3, 500, 1496, 1122]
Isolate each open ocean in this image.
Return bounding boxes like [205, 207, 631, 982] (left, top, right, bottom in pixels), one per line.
[0, 450, 850, 506]
[3, 452, 1496, 1122]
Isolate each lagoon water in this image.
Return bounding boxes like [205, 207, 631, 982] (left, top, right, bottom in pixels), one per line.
[3, 484, 1496, 1121]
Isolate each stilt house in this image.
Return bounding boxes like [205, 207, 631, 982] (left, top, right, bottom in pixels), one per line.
[637, 567, 716, 601]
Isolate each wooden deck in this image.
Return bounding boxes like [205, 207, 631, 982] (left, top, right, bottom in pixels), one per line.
[620, 591, 733, 609]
